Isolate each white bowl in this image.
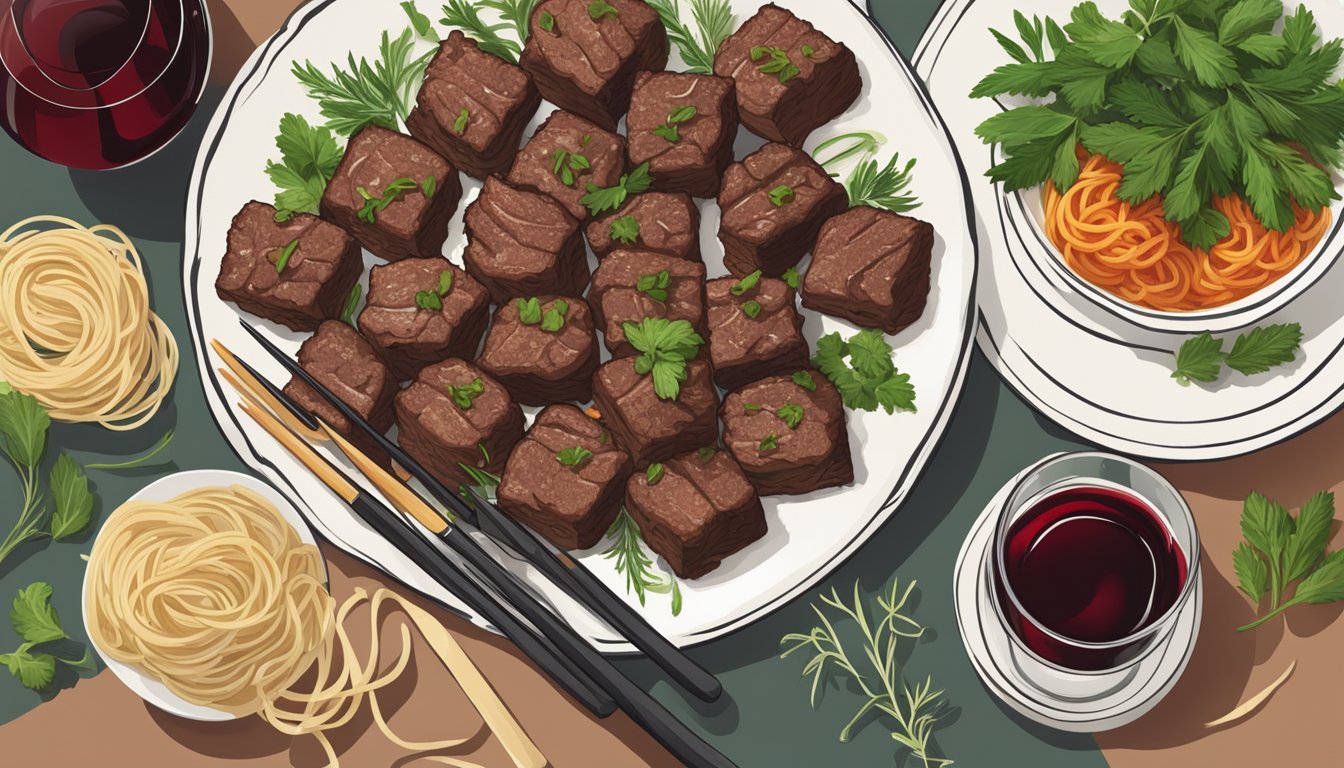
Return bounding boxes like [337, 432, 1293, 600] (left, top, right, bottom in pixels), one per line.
[999, 148, 1344, 335]
[82, 470, 325, 721]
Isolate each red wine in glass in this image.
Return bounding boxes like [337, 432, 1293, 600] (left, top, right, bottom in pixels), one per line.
[995, 485, 1189, 671]
[0, 0, 211, 170]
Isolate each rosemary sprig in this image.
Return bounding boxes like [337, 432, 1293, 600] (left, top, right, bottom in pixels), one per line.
[292, 28, 434, 136]
[846, 153, 920, 213]
[648, 0, 735, 75]
[781, 579, 952, 768]
[479, 0, 540, 43]
[602, 509, 682, 615]
[440, 0, 524, 63]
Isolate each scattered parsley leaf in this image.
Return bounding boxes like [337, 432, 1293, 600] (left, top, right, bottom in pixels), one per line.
[581, 162, 653, 215]
[266, 113, 343, 219]
[540, 299, 570, 332]
[356, 177, 418, 223]
[811, 330, 917, 414]
[422, 175, 437, 199]
[653, 105, 698, 142]
[340, 283, 363, 327]
[777, 403, 804, 429]
[1225, 323, 1304, 376]
[782, 266, 800, 290]
[801, 44, 815, 57]
[401, 1, 435, 38]
[446, 377, 486, 410]
[646, 463, 665, 485]
[516, 297, 543, 325]
[730, 270, 762, 296]
[743, 403, 763, 412]
[792, 370, 817, 391]
[636, 270, 671, 302]
[1171, 331, 1224, 385]
[49, 455, 92, 541]
[557, 446, 594, 467]
[551, 148, 590, 187]
[588, 1, 618, 20]
[751, 45, 800, 82]
[759, 434, 780, 451]
[11, 583, 64, 645]
[414, 291, 444, 311]
[273, 239, 299, 274]
[768, 184, 796, 206]
[539, 10, 556, 32]
[436, 269, 454, 296]
[742, 300, 762, 318]
[697, 446, 717, 461]
[611, 215, 641, 244]
[623, 317, 705, 400]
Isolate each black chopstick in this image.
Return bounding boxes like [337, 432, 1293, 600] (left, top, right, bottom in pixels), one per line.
[238, 320, 723, 702]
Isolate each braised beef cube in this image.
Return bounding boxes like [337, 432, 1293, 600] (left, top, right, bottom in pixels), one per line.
[520, 0, 669, 130]
[282, 321, 398, 463]
[497, 405, 634, 549]
[320, 126, 462, 262]
[592, 358, 719, 467]
[803, 207, 935, 335]
[713, 4, 861, 146]
[718, 142, 847, 277]
[396, 359, 524, 489]
[478, 296, 599, 405]
[626, 71, 738, 198]
[721, 371, 853, 496]
[406, 31, 542, 179]
[706, 274, 808, 391]
[463, 177, 589, 303]
[357, 258, 490, 381]
[589, 251, 707, 358]
[507, 110, 625, 221]
[585, 192, 701, 261]
[626, 449, 767, 579]
[216, 201, 363, 331]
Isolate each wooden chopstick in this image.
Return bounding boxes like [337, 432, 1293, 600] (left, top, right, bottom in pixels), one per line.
[213, 339, 324, 442]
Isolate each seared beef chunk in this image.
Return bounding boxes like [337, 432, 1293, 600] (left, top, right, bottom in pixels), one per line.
[718, 142, 847, 277]
[283, 321, 398, 463]
[406, 31, 542, 179]
[626, 449, 766, 579]
[396, 359, 524, 489]
[721, 371, 853, 496]
[507, 110, 626, 221]
[478, 296, 599, 405]
[216, 201, 362, 331]
[521, 0, 669, 130]
[497, 405, 633, 549]
[357, 258, 490, 381]
[713, 4, 861, 146]
[589, 250, 707, 358]
[585, 192, 701, 261]
[321, 126, 462, 262]
[706, 274, 808, 391]
[626, 71, 738, 198]
[592, 358, 719, 467]
[803, 207, 936, 335]
[463, 176, 589, 303]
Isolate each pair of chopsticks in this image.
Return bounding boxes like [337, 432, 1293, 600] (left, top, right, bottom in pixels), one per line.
[219, 329, 737, 768]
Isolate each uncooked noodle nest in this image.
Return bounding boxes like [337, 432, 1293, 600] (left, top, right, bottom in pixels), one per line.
[0, 216, 178, 429]
[85, 485, 485, 767]
[1044, 153, 1332, 312]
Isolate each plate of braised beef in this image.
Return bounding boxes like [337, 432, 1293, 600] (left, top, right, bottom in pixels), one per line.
[186, 0, 977, 648]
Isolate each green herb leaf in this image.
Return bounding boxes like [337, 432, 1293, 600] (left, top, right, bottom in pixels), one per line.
[414, 290, 444, 311]
[811, 330, 917, 414]
[601, 508, 682, 613]
[801, 44, 815, 57]
[1242, 491, 1294, 558]
[446, 377, 485, 410]
[1283, 491, 1334, 583]
[1224, 323, 1303, 376]
[587, 1, 618, 20]
[356, 177, 419, 223]
[274, 239, 299, 274]
[646, 463, 665, 486]
[875, 373, 918, 414]
[401, 1, 435, 38]
[557, 446, 594, 467]
[759, 434, 779, 451]
[581, 162, 653, 215]
[652, 124, 681, 142]
[49, 455, 92, 541]
[792, 370, 817, 391]
[647, 0, 734, 75]
[623, 317, 705, 400]
[610, 215, 640, 244]
[845, 154, 921, 213]
[741, 300, 762, 318]
[1233, 542, 1268, 602]
[0, 650, 55, 691]
[441, 0, 526, 62]
[540, 299, 570, 332]
[767, 184, 795, 206]
[1289, 551, 1344, 605]
[436, 269, 454, 296]
[11, 583, 65, 645]
[453, 107, 471, 134]
[730, 270, 762, 296]
[340, 283, 363, 327]
[782, 266, 800, 290]
[1171, 332, 1225, 385]
[743, 403, 763, 412]
[422, 175, 437, 199]
[539, 10, 555, 32]
[697, 446, 716, 461]
[266, 113, 343, 218]
[750, 45, 800, 83]
[292, 29, 432, 135]
[636, 271, 671, 302]
[516, 297, 543, 325]
[1172, 17, 1238, 87]
[777, 403, 804, 429]
[0, 389, 49, 468]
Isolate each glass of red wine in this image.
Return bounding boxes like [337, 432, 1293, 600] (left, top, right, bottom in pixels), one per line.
[989, 453, 1200, 681]
[0, 0, 211, 170]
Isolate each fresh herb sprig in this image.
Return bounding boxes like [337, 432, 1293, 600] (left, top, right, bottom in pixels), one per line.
[648, 0, 735, 75]
[813, 130, 922, 213]
[440, 0, 525, 62]
[0, 583, 95, 692]
[1234, 490, 1344, 631]
[292, 28, 433, 137]
[340, 284, 364, 327]
[812, 330, 916, 414]
[780, 580, 952, 767]
[480, 0, 540, 42]
[637, 270, 671, 302]
[972, 4, 1344, 249]
[557, 446, 594, 467]
[610, 215, 641, 244]
[266, 113, 343, 221]
[652, 105, 698, 142]
[401, 1, 436, 38]
[415, 269, 455, 311]
[1171, 322, 1302, 385]
[458, 444, 503, 494]
[602, 509, 683, 615]
[623, 317, 705, 400]
[582, 162, 654, 215]
[447, 377, 486, 410]
[751, 45, 800, 83]
[356, 177, 423, 223]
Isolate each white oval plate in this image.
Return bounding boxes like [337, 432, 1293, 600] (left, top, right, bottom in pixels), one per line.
[182, 0, 977, 649]
[915, 0, 1344, 461]
[82, 470, 324, 721]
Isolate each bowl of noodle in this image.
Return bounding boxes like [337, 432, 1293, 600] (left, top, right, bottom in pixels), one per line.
[1004, 149, 1341, 334]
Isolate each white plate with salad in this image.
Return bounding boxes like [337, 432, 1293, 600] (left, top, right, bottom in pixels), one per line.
[183, 0, 978, 648]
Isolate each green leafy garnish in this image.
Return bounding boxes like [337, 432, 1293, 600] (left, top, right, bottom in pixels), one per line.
[440, 0, 536, 63]
[293, 28, 432, 136]
[454, 108, 470, 134]
[624, 317, 705, 400]
[782, 266, 801, 290]
[758, 434, 779, 451]
[273, 239, 299, 274]
[780, 580, 952, 766]
[422, 175, 437, 199]
[610, 215, 641, 244]
[539, 10, 556, 32]
[741, 300, 762, 319]
[587, 0, 618, 20]
[516, 297, 543, 325]
[1171, 323, 1302, 385]
[540, 298, 570, 332]
[845, 153, 920, 213]
[340, 283, 363, 327]
[401, 1, 435, 38]
[648, 0, 734, 75]
[751, 45, 800, 83]
[581, 162, 654, 215]
[813, 131, 884, 170]
[801, 44, 815, 57]
[652, 105, 698, 142]
[813, 329, 917, 414]
[730, 269, 762, 296]
[1235, 490, 1344, 631]
[0, 583, 95, 692]
[457, 443, 503, 495]
[0, 390, 94, 565]
[777, 403, 804, 429]
[85, 430, 176, 471]
[552, 147, 591, 187]
[602, 509, 682, 615]
[446, 377, 486, 410]
[636, 270, 671, 302]
[971, 5, 1344, 249]
[356, 177, 420, 223]
[415, 268, 455, 311]
[768, 184, 796, 206]
[48, 455, 92, 541]
[437, 269, 454, 295]
[697, 446, 716, 461]
[557, 446, 594, 467]
[646, 463, 665, 485]
[266, 113, 343, 220]
[792, 370, 817, 391]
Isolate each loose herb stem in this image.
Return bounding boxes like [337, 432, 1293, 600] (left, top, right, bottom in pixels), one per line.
[86, 430, 175, 470]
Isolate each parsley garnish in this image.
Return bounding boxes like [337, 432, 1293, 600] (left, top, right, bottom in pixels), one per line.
[777, 403, 804, 429]
[759, 434, 780, 451]
[516, 297, 543, 325]
[792, 370, 817, 391]
[751, 45, 800, 83]
[971, 6, 1344, 249]
[557, 446, 594, 467]
[782, 266, 801, 289]
[539, 10, 556, 32]
[742, 300, 762, 318]
[440, 0, 539, 63]
[453, 108, 470, 134]
[801, 44, 815, 57]
[588, 1, 618, 20]
[768, 184, 795, 206]
[637, 270, 671, 302]
[552, 147, 591, 187]
[697, 446, 716, 461]
[647, 0, 734, 75]
[652, 105, 698, 142]
[446, 377, 485, 409]
[812, 329, 917, 414]
[1234, 490, 1344, 631]
[292, 29, 432, 136]
[274, 239, 299, 274]
[340, 283, 363, 327]
[266, 113, 343, 220]
[422, 175, 437, 199]
[0, 583, 95, 691]
[1171, 323, 1302, 385]
[646, 463, 665, 485]
[730, 269, 762, 296]
[611, 214, 641, 244]
[581, 162, 653, 215]
[743, 403, 763, 412]
[623, 317, 705, 400]
[0, 389, 93, 566]
[540, 298, 570, 332]
[356, 177, 419, 223]
[414, 269, 454, 312]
